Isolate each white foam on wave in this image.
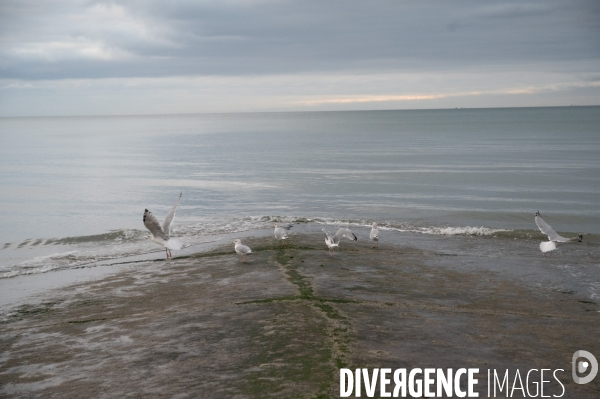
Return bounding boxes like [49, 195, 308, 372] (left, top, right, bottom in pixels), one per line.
[175, 215, 315, 237]
[1, 263, 64, 279]
[0, 241, 157, 279]
[18, 251, 78, 265]
[414, 226, 510, 236]
[307, 217, 509, 237]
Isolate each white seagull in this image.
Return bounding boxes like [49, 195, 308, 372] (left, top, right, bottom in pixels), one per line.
[370, 222, 380, 248]
[233, 239, 252, 262]
[322, 228, 358, 256]
[534, 211, 582, 257]
[143, 191, 183, 259]
[273, 224, 289, 246]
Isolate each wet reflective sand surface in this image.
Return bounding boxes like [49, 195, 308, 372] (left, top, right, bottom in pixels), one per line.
[1, 233, 599, 398]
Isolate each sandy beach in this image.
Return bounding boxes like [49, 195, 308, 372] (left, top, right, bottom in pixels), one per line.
[1, 233, 598, 398]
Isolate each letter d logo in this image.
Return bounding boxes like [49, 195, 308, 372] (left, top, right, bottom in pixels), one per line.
[572, 350, 598, 384]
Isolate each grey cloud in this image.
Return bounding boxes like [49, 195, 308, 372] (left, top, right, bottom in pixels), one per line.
[469, 3, 554, 19]
[0, 0, 599, 81]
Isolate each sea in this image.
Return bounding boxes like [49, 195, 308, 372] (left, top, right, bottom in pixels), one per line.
[1, 106, 599, 306]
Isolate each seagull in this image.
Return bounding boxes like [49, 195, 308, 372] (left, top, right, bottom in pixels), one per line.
[370, 222, 380, 248]
[273, 224, 288, 246]
[233, 239, 252, 262]
[143, 191, 183, 259]
[534, 211, 582, 257]
[322, 228, 358, 256]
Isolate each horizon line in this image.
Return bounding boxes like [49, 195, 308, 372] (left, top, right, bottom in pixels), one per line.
[1, 104, 598, 119]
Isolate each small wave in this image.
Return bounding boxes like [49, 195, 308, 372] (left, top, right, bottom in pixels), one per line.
[18, 251, 78, 266]
[414, 226, 509, 236]
[274, 216, 511, 237]
[0, 216, 518, 248]
[6, 214, 592, 280]
[1, 263, 66, 279]
[3, 229, 148, 249]
[0, 247, 151, 279]
[175, 215, 315, 237]
[301, 217, 510, 237]
[47, 229, 147, 245]
[17, 239, 32, 248]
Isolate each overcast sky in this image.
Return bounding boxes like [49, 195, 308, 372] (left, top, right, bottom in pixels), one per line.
[1, 0, 599, 116]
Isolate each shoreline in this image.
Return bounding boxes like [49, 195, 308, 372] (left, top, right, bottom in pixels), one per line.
[1, 233, 599, 398]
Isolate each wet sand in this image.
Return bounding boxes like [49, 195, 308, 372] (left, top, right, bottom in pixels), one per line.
[1, 234, 599, 398]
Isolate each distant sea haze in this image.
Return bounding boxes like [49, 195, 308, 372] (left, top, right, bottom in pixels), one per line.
[0, 106, 599, 279]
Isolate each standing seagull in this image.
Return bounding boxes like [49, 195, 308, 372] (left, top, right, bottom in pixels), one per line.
[534, 211, 582, 257]
[370, 222, 380, 248]
[273, 224, 289, 246]
[233, 239, 252, 262]
[143, 191, 183, 259]
[322, 228, 358, 256]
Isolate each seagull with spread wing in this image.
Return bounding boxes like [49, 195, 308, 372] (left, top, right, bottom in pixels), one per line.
[143, 192, 183, 259]
[322, 227, 358, 256]
[534, 211, 582, 257]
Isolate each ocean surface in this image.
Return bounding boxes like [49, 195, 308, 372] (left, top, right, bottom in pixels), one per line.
[1, 107, 599, 302]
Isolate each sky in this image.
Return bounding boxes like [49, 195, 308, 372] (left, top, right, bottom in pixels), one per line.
[0, 0, 599, 116]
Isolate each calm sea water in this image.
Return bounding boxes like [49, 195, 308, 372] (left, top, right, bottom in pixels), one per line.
[0, 107, 599, 292]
